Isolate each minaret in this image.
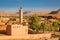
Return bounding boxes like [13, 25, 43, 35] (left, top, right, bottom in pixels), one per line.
[19, 7, 23, 24]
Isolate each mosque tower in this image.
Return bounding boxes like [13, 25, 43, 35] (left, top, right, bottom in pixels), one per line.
[6, 7, 28, 36]
[19, 7, 23, 24]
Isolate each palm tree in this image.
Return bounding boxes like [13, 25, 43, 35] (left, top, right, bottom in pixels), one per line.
[51, 22, 59, 34]
[41, 21, 48, 33]
[52, 22, 59, 31]
[28, 15, 41, 33]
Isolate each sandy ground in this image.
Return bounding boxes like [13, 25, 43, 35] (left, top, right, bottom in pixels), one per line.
[0, 39, 44, 40]
[0, 33, 59, 40]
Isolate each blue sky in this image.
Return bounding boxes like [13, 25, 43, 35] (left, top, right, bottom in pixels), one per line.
[0, 0, 60, 12]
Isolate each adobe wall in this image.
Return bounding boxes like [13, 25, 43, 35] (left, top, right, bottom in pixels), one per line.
[6, 25, 11, 35]
[11, 25, 28, 36]
[6, 24, 28, 36]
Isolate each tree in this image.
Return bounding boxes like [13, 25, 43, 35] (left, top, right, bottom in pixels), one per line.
[41, 21, 48, 33]
[28, 15, 41, 33]
[51, 22, 59, 31]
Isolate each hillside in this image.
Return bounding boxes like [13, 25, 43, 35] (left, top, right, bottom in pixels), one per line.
[0, 12, 18, 16]
[0, 9, 60, 18]
[24, 10, 51, 16]
[24, 9, 60, 18]
[49, 9, 60, 18]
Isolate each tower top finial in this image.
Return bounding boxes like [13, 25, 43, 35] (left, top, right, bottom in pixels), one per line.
[20, 7, 22, 9]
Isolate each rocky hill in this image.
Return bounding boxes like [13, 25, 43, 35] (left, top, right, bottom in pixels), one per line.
[49, 9, 60, 18]
[24, 9, 60, 18]
[0, 9, 60, 18]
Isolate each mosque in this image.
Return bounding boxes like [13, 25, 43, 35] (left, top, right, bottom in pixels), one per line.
[6, 8, 28, 36]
